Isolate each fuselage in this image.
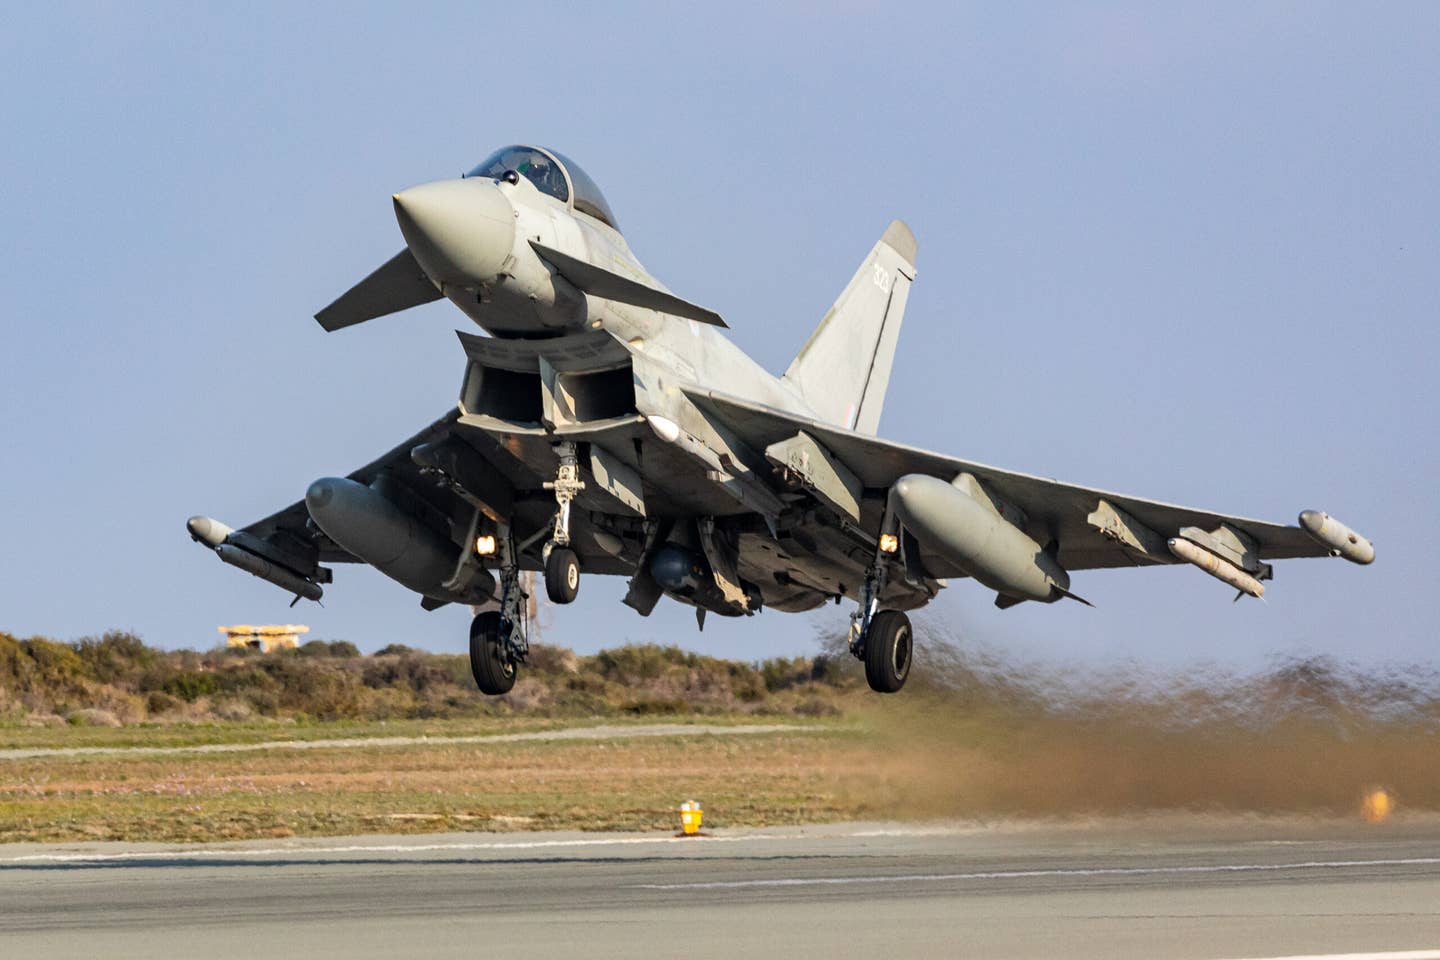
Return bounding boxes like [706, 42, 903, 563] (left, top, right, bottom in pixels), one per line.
[392, 158, 811, 421]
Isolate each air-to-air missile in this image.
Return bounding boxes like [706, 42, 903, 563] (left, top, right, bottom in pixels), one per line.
[304, 477, 495, 603]
[1166, 536, 1266, 599]
[1298, 510, 1375, 565]
[186, 515, 325, 602]
[891, 473, 1076, 606]
[214, 544, 324, 602]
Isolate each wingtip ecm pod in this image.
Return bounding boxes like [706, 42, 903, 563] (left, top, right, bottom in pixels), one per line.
[1298, 511, 1375, 565]
[186, 515, 233, 548]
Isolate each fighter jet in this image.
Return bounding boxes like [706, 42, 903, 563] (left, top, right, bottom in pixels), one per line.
[186, 144, 1375, 694]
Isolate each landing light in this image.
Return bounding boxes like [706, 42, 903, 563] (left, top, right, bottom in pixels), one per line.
[879, 533, 899, 554]
[475, 534, 497, 556]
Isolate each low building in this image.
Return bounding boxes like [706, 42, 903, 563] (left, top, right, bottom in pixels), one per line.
[219, 624, 308, 653]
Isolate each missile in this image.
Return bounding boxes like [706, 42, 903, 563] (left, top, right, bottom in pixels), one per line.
[215, 544, 324, 602]
[305, 476, 494, 603]
[1167, 536, 1265, 598]
[1298, 510, 1375, 565]
[188, 515, 324, 601]
[891, 473, 1072, 604]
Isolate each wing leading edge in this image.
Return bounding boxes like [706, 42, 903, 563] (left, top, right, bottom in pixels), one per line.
[683, 387, 1334, 576]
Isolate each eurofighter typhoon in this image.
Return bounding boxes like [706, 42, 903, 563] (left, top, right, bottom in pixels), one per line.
[187, 145, 1374, 694]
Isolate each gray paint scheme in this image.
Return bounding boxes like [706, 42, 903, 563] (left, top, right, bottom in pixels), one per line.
[187, 145, 1371, 627]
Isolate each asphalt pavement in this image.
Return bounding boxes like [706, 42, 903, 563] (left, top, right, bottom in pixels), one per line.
[3, 817, 1439, 959]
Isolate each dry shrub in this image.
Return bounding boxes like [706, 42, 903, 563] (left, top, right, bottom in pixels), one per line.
[2, 628, 857, 725]
[67, 708, 122, 727]
[500, 677, 550, 711]
[526, 643, 580, 676]
[211, 698, 254, 722]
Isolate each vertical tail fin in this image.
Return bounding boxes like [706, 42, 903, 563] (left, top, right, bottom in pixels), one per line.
[782, 220, 917, 434]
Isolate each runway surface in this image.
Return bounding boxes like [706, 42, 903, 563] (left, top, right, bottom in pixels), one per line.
[3, 817, 1439, 959]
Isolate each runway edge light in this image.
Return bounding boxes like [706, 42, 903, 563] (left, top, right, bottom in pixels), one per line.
[679, 800, 703, 836]
[1362, 787, 1393, 824]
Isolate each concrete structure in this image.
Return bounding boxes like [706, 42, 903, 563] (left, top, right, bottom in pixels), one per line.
[218, 624, 308, 653]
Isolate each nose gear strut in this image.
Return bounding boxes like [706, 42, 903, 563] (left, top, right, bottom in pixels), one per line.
[542, 441, 584, 604]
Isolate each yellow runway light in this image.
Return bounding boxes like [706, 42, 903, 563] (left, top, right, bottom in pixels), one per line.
[679, 800, 703, 836]
[1362, 788, 1393, 824]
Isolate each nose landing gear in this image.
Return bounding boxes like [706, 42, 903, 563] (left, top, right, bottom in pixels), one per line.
[542, 441, 584, 605]
[545, 546, 580, 604]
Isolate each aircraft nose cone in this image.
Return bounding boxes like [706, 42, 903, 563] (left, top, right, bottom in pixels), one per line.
[393, 179, 515, 287]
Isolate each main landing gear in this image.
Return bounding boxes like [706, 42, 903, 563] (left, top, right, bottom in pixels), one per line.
[471, 442, 584, 695]
[860, 610, 912, 693]
[850, 552, 913, 694]
[542, 441, 583, 605]
[469, 611, 516, 695]
[469, 525, 528, 695]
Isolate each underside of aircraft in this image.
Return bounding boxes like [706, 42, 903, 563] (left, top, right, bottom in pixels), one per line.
[187, 145, 1374, 695]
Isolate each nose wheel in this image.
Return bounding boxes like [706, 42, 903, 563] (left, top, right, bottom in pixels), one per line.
[545, 546, 580, 604]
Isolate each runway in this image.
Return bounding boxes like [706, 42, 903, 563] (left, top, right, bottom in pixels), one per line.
[3, 817, 1439, 959]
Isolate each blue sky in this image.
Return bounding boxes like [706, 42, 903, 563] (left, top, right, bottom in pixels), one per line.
[1, 3, 1435, 668]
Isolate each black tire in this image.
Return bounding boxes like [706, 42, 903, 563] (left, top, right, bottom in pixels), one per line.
[545, 546, 580, 604]
[469, 611, 517, 695]
[864, 610, 913, 694]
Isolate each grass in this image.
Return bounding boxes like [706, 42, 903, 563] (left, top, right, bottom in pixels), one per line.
[0, 726, 856, 843]
[0, 712, 810, 751]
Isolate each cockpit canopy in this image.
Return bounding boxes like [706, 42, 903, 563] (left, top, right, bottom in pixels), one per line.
[465, 145, 619, 231]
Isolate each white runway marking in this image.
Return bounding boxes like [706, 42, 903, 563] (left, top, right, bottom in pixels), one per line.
[0, 832, 789, 864]
[636, 856, 1440, 889]
[1213, 952, 1440, 960]
[0, 825, 968, 864]
[0, 722, 814, 761]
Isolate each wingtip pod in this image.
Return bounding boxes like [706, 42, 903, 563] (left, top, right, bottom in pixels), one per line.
[186, 515, 233, 549]
[1298, 510, 1375, 565]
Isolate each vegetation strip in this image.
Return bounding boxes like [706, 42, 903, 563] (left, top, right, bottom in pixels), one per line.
[0, 722, 818, 761]
[4, 626, 1440, 844]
